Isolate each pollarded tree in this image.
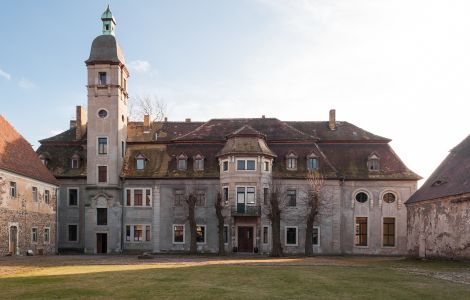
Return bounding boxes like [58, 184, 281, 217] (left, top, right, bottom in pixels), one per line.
[215, 192, 225, 256]
[185, 191, 198, 255]
[264, 180, 285, 257]
[304, 170, 325, 256]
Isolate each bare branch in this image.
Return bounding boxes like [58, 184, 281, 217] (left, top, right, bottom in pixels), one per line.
[128, 94, 167, 122]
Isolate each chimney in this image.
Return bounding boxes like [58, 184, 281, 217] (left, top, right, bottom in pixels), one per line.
[328, 109, 336, 130]
[262, 115, 265, 119]
[70, 120, 77, 129]
[164, 117, 168, 122]
[76, 106, 87, 140]
[185, 118, 191, 123]
[143, 114, 150, 133]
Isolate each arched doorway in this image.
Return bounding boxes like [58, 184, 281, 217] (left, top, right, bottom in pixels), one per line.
[9, 225, 18, 255]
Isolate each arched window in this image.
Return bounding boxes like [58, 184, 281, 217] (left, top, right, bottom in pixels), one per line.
[355, 191, 369, 203]
[286, 152, 298, 171]
[367, 153, 380, 171]
[135, 154, 146, 170]
[306, 153, 318, 171]
[193, 154, 204, 171]
[177, 154, 187, 171]
[71, 153, 80, 169]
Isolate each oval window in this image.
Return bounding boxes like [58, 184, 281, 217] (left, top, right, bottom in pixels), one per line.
[98, 109, 108, 118]
[383, 192, 396, 203]
[355, 192, 368, 203]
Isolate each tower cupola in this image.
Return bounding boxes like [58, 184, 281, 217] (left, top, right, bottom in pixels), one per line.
[101, 5, 116, 36]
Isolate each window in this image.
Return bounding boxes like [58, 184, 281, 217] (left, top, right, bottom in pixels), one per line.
[223, 161, 228, 172]
[367, 154, 380, 171]
[121, 141, 125, 158]
[32, 187, 38, 202]
[98, 166, 107, 183]
[71, 157, 79, 169]
[126, 225, 131, 242]
[31, 227, 38, 243]
[68, 188, 78, 206]
[44, 190, 50, 204]
[264, 161, 269, 171]
[98, 137, 108, 154]
[263, 226, 269, 244]
[246, 187, 255, 204]
[146, 225, 151, 241]
[174, 189, 184, 206]
[286, 152, 297, 170]
[196, 191, 206, 206]
[196, 225, 206, 244]
[263, 188, 269, 205]
[97, 208, 107, 225]
[10, 182, 16, 197]
[285, 227, 298, 246]
[126, 189, 131, 206]
[307, 157, 318, 171]
[355, 192, 368, 203]
[135, 155, 145, 170]
[237, 186, 256, 205]
[134, 225, 143, 241]
[287, 189, 296, 207]
[223, 225, 229, 244]
[99, 72, 107, 85]
[193, 154, 204, 171]
[383, 192, 396, 204]
[146, 189, 151, 206]
[383, 218, 395, 247]
[177, 154, 187, 170]
[98, 109, 108, 118]
[312, 227, 320, 246]
[236, 159, 256, 171]
[134, 189, 143, 206]
[68, 224, 78, 242]
[223, 187, 229, 203]
[355, 217, 368, 246]
[173, 225, 185, 243]
[44, 227, 50, 244]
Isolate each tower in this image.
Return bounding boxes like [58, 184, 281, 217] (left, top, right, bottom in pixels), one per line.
[83, 6, 129, 253]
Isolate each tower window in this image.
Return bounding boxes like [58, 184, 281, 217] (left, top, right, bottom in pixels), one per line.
[105, 24, 110, 31]
[98, 137, 108, 154]
[99, 72, 107, 85]
[98, 109, 108, 118]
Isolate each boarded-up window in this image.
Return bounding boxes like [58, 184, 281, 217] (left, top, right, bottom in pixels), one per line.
[68, 189, 78, 206]
[174, 190, 184, 206]
[196, 191, 206, 206]
[355, 217, 368, 246]
[97, 208, 107, 226]
[383, 218, 395, 247]
[134, 189, 143, 206]
[68, 225, 78, 242]
[98, 166, 107, 183]
[134, 225, 143, 241]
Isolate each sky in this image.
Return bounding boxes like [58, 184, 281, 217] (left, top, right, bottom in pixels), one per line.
[1, 0, 469, 185]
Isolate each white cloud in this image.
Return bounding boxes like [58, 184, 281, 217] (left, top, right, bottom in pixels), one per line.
[18, 78, 36, 89]
[0, 68, 11, 80]
[128, 60, 152, 73]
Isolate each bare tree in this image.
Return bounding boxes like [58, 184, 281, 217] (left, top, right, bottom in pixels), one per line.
[128, 94, 166, 122]
[304, 170, 325, 256]
[215, 192, 225, 256]
[186, 191, 198, 255]
[264, 180, 285, 257]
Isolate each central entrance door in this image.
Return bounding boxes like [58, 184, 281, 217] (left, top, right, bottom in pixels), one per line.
[96, 233, 107, 254]
[9, 226, 18, 255]
[238, 226, 253, 252]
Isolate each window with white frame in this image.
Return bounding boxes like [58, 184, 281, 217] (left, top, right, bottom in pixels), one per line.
[32, 187, 38, 202]
[68, 224, 78, 242]
[44, 190, 50, 204]
[286, 152, 298, 170]
[68, 188, 78, 206]
[263, 226, 269, 244]
[125, 188, 152, 207]
[285, 226, 298, 246]
[193, 154, 204, 171]
[135, 154, 146, 170]
[196, 225, 206, 244]
[223, 225, 229, 244]
[177, 154, 187, 170]
[173, 224, 185, 243]
[367, 153, 380, 171]
[307, 154, 318, 171]
[44, 227, 50, 244]
[264, 161, 269, 171]
[125, 224, 151, 242]
[98, 137, 108, 155]
[312, 227, 320, 246]
[236, 159, 256, 171]
[71, 154, 80, 169]
[237, 186, 256, 205]
[31, 227, 38, 243]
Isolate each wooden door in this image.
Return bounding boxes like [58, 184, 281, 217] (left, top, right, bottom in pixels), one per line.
[238, 226, 253, 252]
[96, 233, 107, 254]
[9, 226, 17, 255]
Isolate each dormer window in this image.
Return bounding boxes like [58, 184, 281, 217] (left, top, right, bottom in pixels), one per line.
[71, 154, 80, 169]
[177, 154, 187, 170]
[193, 154, 204, 171]
[286, 152, 298, 170]
[39, 154, 49, 166]
[99, 72, 107, 85]
[135, 154, 146, 170]
[307, 153, 318, 171]
[367, 153, 380, 171]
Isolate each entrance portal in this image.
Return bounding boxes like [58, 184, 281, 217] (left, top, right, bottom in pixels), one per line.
[9, 226, 18, 255]
[237, 226, 253, 252]
[96, 233, 107, 254]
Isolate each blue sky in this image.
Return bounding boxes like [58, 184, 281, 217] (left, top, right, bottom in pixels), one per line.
[1, 0, 469, 184]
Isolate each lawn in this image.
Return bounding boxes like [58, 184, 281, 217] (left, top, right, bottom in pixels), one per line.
[0, 255, 469, 299]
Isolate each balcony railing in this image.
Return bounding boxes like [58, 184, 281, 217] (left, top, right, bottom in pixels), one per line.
[231, 204, 261, 217]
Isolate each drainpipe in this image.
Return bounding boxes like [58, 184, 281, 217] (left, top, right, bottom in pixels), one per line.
[55, 187, 60, 254]
[120, 178, 124, 254]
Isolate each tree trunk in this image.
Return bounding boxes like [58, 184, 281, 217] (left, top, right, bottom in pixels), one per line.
[270, 191, 283, 257]
[215, 192, 225, 256]
[305, 210, 314, 256]
[188, 193, 197, 255]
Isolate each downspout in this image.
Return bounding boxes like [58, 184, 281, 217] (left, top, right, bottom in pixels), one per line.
[55, 187, 60, 254]
[120, 177, 124, 253]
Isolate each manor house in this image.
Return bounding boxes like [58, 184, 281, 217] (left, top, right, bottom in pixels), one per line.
[37, 7, 420, 255]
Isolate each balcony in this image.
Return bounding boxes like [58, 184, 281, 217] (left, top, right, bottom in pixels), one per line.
[231, 204, 261, 217]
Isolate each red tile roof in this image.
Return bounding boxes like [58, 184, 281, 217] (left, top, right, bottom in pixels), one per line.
[0, 115, 59, 185]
